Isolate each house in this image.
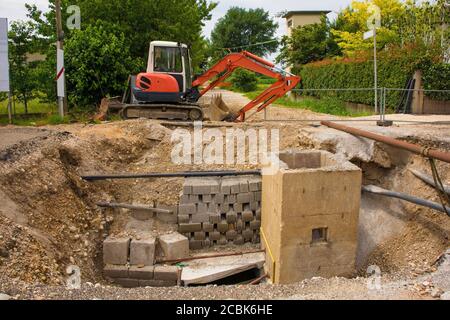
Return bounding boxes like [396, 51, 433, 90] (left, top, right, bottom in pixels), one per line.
[283, 10, 331, 37]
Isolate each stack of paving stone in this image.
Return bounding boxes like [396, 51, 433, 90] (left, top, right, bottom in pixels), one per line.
[102, 232, 188, 287]
[177, 175, 262, 250]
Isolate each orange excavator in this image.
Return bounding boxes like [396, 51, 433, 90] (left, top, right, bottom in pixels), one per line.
[106, 41, 300, 122]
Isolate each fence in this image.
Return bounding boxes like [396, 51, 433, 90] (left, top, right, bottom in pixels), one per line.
[255, 87, 450, 124]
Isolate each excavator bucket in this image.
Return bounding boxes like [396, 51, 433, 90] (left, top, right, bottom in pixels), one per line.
[202, 94, 236, 122]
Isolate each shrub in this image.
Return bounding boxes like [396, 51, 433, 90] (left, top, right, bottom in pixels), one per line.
[231, 69, 258, 92]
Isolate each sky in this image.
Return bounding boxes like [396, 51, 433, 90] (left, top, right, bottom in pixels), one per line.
[0, 0, 355, 38]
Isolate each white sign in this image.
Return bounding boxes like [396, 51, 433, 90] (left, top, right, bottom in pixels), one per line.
[57, 48, 65, 97]
[363, 30, 375, 40]
[0, 18, 9, 92]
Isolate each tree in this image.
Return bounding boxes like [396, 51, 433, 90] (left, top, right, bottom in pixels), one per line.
[277, 16, 341, 67]
[330, 0, 448, 56]
[210, 7, 278, 60]
[64, 22, 140, 107]
[24, 0, 217, 107]
[8, 21, 40, 114]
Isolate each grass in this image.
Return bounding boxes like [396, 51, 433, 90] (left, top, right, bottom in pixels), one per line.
[231, 83, 374, 117]
[0, 96, 56, 114]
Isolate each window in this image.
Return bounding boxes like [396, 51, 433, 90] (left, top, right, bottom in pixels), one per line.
[154, 46, 183, 73]
[312, 227, 328, 243]
[287, 19, 293, 28]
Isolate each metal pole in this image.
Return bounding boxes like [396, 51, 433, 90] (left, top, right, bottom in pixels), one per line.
[321, 121, 450, 163]
[7, 91, 12, 124]
[374, 28, 378, 114]
[55, 0, 67, 117]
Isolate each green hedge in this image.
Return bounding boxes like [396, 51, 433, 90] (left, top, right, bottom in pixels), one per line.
[298, 53, 449, 109]
[422, 62, 450, 101]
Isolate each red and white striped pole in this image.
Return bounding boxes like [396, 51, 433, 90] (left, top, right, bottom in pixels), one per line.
[55, 0, 66, 117]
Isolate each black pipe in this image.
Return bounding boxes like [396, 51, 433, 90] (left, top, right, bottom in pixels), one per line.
[362, 185, 450, 216]
[82, 170, 262, 181]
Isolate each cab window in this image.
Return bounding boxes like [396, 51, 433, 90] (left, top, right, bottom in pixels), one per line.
[154, 46, 183, 73]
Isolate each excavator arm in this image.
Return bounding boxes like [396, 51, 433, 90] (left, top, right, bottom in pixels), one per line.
[193, 51, 301, 122]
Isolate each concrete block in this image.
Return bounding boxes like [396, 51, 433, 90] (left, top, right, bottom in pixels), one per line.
[236, 219, 244, 232]
[234, 235, 244, 245]
[178, 203, 196, 215]
[129, 266, 154, 280]
[237, 192, 253, 204]
[242, 211, 254, 222]
[191, 178, 219, 195]
[178, 214, 190, 224]
[233, 203, 243, 213]
[226, 210, 237, 223]
[179, 194, 190, 204]
[262, 150, 361, 284]
[130, 238, 156, 266]
[196, 202, 208, 214]
[189, 194, 200, 203]
[254, 191, 262, 202]
[104, 265, 129, 279]
[214, 193, 225, 204]
[220, 204, 230, 214]
[255, 208, 261, 220]
[202, 222, 214, 233]
[242, 228, 253, 241]
[154, 265, 179, 281]
[218, 236, 228, 245]
[248, 177, 261, 192]
[209, 213, 221, 224]
[178, 223, 202, 233]
[189, 239, 203, 250]
[114, 278, 140, 288]
[194, 231, 206, 241]
[159, 233, 189, 260]
[208, 203, 219, 213]
[250, 201, 259, 211]
[217, 221, 228, 233]
[209, 231, 221, 241]
[221, 179, 239, 194]
[202, 239, 212, 247]
[250, 220, 261, 230]
[191, 213, 210, 223]
[202, 194, 213, 203]
[226, 194, 237, 203]
[183, 182, 192, 195]
[226, 230, 237, 240]
[103, 237, 130, 265]
[239, 180, 249, 193]
[139, 279, 177, 287]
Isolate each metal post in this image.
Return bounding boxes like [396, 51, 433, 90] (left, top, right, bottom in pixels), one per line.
[55, 0, 67, 117]
[7, 91, 12, 124]
[374, 28, 378, 114]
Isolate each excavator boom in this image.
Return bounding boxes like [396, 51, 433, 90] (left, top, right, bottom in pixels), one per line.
[193, 51, 301, 122]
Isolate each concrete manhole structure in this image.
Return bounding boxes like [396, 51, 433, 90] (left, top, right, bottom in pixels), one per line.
[261, 150, 362, 284]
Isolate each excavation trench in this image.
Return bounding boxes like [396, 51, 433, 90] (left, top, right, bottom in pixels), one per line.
[0, 120, 448, 289]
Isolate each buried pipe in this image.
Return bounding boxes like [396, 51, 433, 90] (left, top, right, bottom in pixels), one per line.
[96, 201, 172, 214]
[409, 169, 450, 195]
[82, 170, 262, 181]
[362, 185, 450, 216]
[321, 121, 450, 164]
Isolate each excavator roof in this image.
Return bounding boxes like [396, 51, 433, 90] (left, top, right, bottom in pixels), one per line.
[150, 41, 188, 48]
